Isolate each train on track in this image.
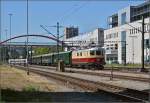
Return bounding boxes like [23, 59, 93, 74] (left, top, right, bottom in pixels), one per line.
[31, 47, 105, 69]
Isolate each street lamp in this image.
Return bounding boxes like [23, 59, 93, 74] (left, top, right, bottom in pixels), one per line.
[147, 17, 150, 66]
[8, 13, 13, 60]
[5, 29, 8, 62]
[26, 0, 29, 75]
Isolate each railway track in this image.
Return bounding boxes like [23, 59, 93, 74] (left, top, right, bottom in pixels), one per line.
[68, 69, 150, 83]
[104, 66, 150, 74]
[30, 65, 150, 83]
[14, 65, 149, 102]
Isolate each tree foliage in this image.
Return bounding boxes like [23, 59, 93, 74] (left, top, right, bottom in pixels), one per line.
[33, 46, 63, 56]
[34, 47, 50, 55]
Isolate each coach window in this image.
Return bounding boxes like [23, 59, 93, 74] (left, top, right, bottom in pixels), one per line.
[90, 50, 95, 55]
[77, 53, 79, 56]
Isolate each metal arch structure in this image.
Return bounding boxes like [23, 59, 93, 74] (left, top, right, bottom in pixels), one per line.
[0, 34, 65, 45]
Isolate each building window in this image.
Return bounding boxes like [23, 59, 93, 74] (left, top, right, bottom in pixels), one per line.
[130, 29, 132, 34]
[121, 31, 126, 42]
[144, 25, 147, 32]
[140, 27, 142, 31]
[121, 31, 126, 62]
[146, 24, 149, 32]
[131, 29, 133, 34]
[134, 29, 136, 34]
[115, 33, 118, 37]
[145, 39, 150, 48]
[121, 12, 126, 25]
[137, 27, 140, 33]
[135, 28, 138, 34]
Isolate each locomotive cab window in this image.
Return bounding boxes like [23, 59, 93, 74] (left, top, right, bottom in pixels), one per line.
[96, 51, 101, 55]
[102, 50, 105, 56]
[90, 50, 95, 55]
[80, 52, 82, 56]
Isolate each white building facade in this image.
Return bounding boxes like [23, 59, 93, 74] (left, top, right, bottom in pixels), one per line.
[64, 28, 104, 51]
[104, 1, 150, 64]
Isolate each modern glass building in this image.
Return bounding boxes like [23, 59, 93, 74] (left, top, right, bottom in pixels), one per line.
[105, 1, 150, 64]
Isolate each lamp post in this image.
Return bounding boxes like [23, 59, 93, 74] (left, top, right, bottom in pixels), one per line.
[149, 17, 150, 65]
[8, 13, 13, 60]
[5, 29, 8, 62]
[26, 0, 29, 75]
[57, 22, 59, 64]
[141, 16, 145, 72]
[0, 35, 1, 63]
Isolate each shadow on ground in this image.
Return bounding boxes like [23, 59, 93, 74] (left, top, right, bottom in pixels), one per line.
[2, 88, 148, 102]
[1, 89, 125, 102]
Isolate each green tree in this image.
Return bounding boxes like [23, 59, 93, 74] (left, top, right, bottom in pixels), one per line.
[34, 47, 50, 55]
[33, 46, 64, 56]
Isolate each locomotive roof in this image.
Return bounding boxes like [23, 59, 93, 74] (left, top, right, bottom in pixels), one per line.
[32, 48, 104, 58]
[72, 47, 104, 52]
[32, 51, 71, 58]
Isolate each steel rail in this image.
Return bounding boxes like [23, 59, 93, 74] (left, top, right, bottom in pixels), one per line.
[14, 65, 149, 102]
[30, 65, 150, 83]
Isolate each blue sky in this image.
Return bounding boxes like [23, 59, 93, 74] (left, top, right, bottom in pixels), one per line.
[1, 0, 144, 43]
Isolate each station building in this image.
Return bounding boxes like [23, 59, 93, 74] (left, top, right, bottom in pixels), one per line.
[64, 28, 104, 51]
[104, 1, 150, 64]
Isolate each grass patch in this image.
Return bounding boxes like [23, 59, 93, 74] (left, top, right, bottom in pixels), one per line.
[22, 85, 39, 92]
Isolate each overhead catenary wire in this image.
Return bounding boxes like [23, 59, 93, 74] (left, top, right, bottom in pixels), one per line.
[58, 3, 79, 22]
[59, 1, 89, 23]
